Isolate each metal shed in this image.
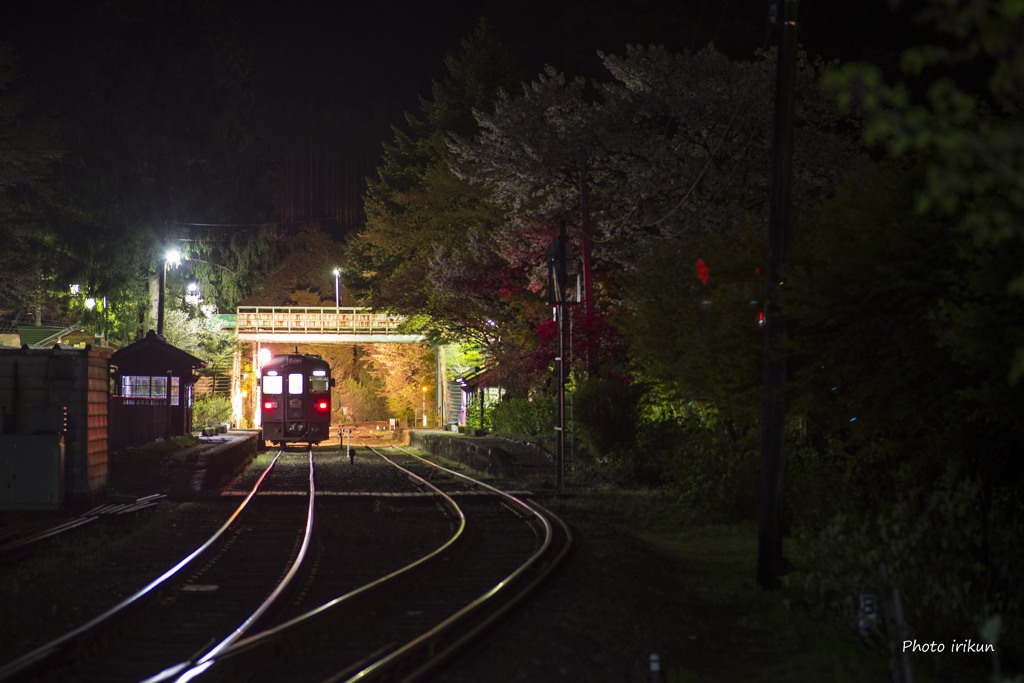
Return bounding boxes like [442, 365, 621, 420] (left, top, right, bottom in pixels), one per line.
[0, 345, 112, 509]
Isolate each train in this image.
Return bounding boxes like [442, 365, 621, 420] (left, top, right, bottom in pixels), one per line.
[259, 350, 334, 447]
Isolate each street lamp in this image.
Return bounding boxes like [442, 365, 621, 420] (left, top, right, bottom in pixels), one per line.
[157, 248, 182, 336]
[546, 222, 573, 491]
[421, 385, 428, 427]
[332, 268, 341, 308]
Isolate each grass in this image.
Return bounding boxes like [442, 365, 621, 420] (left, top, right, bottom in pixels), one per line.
[643, 525, 889, 682]
[549, 488, 892, 683]
[405, 449, 892, 681]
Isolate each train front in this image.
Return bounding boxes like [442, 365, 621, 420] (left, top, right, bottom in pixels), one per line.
[260, 353, 333, 447]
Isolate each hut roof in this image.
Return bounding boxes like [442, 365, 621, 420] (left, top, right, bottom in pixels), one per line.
[110, 330, 207, 374]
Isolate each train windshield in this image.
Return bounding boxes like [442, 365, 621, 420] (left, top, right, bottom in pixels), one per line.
[310, 374, 329, 392]
[288, 373, 304, 394]
[262, 374, 283, 395]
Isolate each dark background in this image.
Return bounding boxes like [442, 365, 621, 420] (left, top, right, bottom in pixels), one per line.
[1, 0, 909, 234]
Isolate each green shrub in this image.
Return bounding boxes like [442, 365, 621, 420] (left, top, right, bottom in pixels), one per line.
[464, 399, 495, 431]
[491, 396, 555, 443]
[791, 483, 1024, 662]
[572, 376, 647, 478]
[193, 394, 232, 428]
[659, 414, 760, 521]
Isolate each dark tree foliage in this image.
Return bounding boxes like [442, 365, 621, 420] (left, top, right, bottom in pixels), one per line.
[3, 1, 273, 337]
[618, 221, 765, 419]
[344, 21, 527, 351]
[0, 44, 63, 313]
[787, 163, 970, 476]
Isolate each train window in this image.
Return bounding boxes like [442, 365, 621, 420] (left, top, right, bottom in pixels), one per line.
[310, 375, 329, 392]
[262, 375, 283, 395]
[288, 373, 304, 394]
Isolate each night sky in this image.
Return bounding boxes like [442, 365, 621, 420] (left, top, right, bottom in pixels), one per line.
[1, 0, 907, 232]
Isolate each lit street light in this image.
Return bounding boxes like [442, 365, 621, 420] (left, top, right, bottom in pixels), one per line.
[333, 268, 341, 308]
[421, 385, 428, 427]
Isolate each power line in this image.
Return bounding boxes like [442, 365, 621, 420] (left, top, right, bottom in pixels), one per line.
[166, 217, 345, 229]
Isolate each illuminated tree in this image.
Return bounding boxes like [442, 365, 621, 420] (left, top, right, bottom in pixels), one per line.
[345, 21, 521, 327]
[451, 44, 854, 285]
[363, 343, 435, 420]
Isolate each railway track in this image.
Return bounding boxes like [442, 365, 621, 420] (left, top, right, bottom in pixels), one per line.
[0, 442, 572, 683]
[161, 445, 573, 682]
[0, 450, 316, 683]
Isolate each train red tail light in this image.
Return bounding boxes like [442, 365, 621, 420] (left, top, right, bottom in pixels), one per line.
[315, 399, 329, 413]
[263, 400, 278, 411]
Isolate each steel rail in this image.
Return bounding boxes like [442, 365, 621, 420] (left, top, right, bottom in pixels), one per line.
[145, 450, 319, 683]
[339, 445, 573, 683]
[0, 451, 286, 682]
[166, 445, 469, 680]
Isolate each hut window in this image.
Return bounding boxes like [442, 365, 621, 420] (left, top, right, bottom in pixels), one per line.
[120, 375, 180, 406]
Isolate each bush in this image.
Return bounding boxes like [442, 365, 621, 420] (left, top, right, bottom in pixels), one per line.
[572, 376, 647, 478]
[791, 482, 1024, 663]
[464, 399, 495, 431]
[657, 413, 760, 521]
[491, 396, 555, 443]
[193, 394, 232, 428]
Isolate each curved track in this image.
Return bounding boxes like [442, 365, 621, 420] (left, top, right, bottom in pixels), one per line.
[0, 440, 572, 683]
[0, 450, 316, 683]
[167, 444, 573, 682]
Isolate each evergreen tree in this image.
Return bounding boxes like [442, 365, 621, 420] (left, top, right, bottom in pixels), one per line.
[5, 1, 272, 337]
[0, 43, 62, 315]
[345, 21, 523, 340]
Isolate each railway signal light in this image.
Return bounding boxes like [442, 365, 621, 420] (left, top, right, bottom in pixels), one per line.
[696, 258, 709, 285]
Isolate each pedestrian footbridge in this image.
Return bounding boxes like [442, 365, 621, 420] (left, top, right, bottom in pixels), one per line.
[235, 306, 425, 344]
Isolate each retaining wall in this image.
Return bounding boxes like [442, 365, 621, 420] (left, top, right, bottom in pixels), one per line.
[409, 431, 551, 478]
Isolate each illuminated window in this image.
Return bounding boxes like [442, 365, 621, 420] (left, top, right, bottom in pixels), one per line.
[288, 373, 304, 394]
[120, 375, 179, 405]
[262, 375, 283, 395]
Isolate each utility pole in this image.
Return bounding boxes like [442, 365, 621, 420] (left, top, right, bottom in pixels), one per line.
[758, 0, 798, 590]
[157, 262, 166, 336]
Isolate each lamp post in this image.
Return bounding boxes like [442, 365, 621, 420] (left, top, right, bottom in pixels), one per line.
[546, 222, 573, 491]
[421, 385, 428, 427]
[333, 268, 341, 308]
[157, 248, 182, 336]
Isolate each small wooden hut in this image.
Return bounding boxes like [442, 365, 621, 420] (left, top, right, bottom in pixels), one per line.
[109, 331, 207, 450]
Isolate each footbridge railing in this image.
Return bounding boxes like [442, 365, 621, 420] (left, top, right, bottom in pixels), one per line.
[234, 306, 424, 343]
